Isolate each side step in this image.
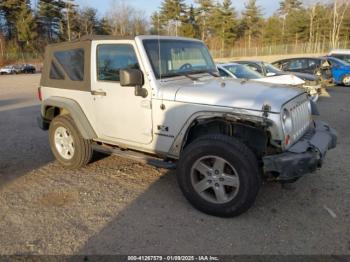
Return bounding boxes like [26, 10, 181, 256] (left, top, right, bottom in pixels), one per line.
[92, 144, 177, 170]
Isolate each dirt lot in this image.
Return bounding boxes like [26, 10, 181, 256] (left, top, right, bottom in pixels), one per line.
[0, 74, 349, 255]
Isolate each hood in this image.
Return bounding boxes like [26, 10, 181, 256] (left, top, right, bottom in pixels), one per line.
[158, 76, 304, 113]
[282, 71, 318, 81]
[254, 75, 305, 86]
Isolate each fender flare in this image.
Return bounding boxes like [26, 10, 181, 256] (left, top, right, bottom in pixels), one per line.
[41, 97, 97, 139]
[167, 110, 273, 159]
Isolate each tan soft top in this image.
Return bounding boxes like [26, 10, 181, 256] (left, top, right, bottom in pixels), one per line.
[41, 35, 135, 91]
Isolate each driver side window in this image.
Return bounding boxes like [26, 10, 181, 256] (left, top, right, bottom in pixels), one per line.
[97, 44, 139, 82]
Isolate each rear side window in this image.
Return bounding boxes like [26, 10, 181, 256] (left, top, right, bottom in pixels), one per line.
[50, 62, 64, 80]
[97, 44, 139, 82]
[288, 59, 308, 70]
[54, 49, 84, 81]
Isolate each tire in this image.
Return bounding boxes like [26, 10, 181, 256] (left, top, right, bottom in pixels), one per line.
[177, 134, 261, 217]
[342, 74, 350, 87]
[49, 115, 93, 169]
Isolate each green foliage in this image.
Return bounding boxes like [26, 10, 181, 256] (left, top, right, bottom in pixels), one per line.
[263, 16, 283, 45]
[211, 0, 237, 50]
[278, 0, 303, 16]
[179, 5, 200, 38]
[240, 0, 263, 47]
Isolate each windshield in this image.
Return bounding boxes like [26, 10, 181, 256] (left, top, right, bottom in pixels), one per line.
[328, 57, 350, 67]
[223, 64, 262, 79]
[264, 63, 282, 74]
[143, 39, 217, 79]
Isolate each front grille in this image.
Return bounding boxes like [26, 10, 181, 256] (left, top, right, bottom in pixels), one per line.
[283, 94, 312, 147]
[289, 99, 312, 143]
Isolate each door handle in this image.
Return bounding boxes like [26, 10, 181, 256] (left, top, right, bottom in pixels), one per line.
[91, 90, 106, 96]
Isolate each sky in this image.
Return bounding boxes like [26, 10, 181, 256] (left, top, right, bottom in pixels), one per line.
[76, 0, 281, 18]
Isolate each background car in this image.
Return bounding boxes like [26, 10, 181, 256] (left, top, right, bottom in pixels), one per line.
[234, 60, 320, 83]
[217, 63, 319, 102]
[272, 57, 332, 83]
[322, 56, 350, 86]
[0, 65, 16, 75]
[20, 64, 36, 74]
[328, 49, 350, 63]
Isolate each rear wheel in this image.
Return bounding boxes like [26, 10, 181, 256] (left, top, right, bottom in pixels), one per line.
[342, 75, 350, 86]
[177, 135, 261, 217]
[49, 115, 93, 169]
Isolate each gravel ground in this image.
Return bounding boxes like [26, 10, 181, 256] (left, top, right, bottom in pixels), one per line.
[0, 74, 349, 255]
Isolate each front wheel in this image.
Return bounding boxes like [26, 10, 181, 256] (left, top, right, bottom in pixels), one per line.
[49, 115, 93, 169]
[342, 75, 350, 86]
[177, 135, 261, 217]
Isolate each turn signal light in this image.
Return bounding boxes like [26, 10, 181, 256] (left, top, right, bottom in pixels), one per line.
[285, 135, 290, 146]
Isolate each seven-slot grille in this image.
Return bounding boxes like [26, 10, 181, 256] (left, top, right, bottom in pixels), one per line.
[289, 99, 312, 143]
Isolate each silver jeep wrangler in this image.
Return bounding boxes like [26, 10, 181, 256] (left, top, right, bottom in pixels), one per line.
[38, 35, 337, 217]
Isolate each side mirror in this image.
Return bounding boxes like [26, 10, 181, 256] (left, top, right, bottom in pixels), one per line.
[120, 69, 148, 98]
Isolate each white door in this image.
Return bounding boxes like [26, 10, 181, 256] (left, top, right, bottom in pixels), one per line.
[91, 42, 153, 145]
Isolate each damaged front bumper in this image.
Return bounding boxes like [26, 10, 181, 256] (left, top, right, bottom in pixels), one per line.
[263, 120, 337, 182]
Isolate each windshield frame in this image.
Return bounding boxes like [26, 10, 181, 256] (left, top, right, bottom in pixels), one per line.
[143, 39, 217, 79]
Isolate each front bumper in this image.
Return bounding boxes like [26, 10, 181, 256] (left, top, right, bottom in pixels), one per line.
[263, 120, 337, 182]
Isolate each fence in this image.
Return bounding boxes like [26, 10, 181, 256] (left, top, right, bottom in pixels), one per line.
[210, 41, 350, 58]
[1, 41, 350, 65]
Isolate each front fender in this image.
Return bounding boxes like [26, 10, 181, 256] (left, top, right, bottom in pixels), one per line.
[167, 110, 279, 159]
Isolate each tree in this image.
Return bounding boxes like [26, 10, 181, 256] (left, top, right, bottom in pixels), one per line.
[179, 5, 199, 38]
[278, 0, 303, 40]
[16, 1, 37, 49]
[240, 0, 263, 49]
[37, 0, 65, 42]
[211, 0, 237, 54]
[95, 17, 112, 35]
[195, 0, 214, 41]
[78, 7, 98, 36]
[150, 11, 163, 35]
[107, 0, 148, 36]
[160, 0, 186, 36]
[330, 0, 349, 48]
[263, 15, 283, 46]
[0, 0, 36, 49]
[278, 0, 303, 16]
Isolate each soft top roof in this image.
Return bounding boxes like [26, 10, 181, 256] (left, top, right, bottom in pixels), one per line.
[46, 35, 201, 48]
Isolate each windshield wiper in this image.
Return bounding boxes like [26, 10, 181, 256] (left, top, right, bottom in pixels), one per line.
[160, 72, 199, 81]
[206, 71, 220, 77]
[188, 70, 220, 78]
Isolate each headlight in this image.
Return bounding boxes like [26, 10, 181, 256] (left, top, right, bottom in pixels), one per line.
[282, 108, 293, 134]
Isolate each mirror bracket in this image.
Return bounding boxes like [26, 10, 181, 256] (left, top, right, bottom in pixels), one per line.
[135, 85, 148, 98]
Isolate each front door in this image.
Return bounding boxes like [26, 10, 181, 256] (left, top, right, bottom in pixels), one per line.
[91, 42, 153, 145]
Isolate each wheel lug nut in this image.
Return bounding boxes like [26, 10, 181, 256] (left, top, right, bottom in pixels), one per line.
[208, 180, 212, 184]
[215, 183, 219, 187]
[215, 170, 219, 175]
